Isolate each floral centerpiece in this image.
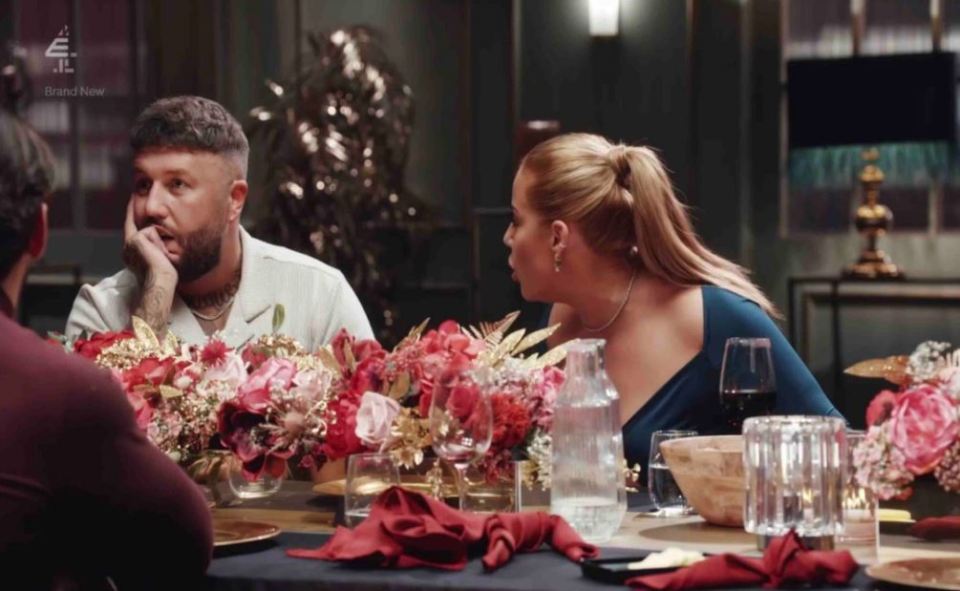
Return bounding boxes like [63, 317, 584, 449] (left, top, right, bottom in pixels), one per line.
[59, 310, 567, 492]
[63, 315, 338, 485]
[846, 341, 960, 500]
[322, 312, 567, 488]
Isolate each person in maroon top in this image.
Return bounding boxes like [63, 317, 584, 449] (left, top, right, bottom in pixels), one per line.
[0, 112, 213, 586]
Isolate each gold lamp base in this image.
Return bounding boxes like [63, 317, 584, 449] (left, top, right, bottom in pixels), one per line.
[844, 250, 903, 279]
[845, 149, 904, 279]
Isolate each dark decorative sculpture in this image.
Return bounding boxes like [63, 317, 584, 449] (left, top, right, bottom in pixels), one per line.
[247, 27, 429, 344]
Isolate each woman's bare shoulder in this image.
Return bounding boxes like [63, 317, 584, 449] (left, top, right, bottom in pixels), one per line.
[667, 285, 705, 350]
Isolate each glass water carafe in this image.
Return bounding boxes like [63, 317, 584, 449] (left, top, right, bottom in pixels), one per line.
[550, 339, 627, 543]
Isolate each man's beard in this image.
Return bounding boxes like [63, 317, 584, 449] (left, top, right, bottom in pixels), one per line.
[175, 221, 225, 283]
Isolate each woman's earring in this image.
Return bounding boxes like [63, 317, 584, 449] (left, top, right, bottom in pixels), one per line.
[554, 253, 562, 272]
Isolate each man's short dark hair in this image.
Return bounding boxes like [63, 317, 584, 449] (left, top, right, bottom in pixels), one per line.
[0, 111, 54, 281]
[130, 96, 249, 177]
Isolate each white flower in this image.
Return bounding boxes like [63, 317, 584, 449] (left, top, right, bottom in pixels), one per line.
[354, 391, 401, 449]
[203, 352, 248, 390]
[907, 341, 952, 382]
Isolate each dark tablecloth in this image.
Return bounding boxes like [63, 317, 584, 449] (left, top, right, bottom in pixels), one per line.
[206, 531, 874, 591]
[205, 486, 920, 590]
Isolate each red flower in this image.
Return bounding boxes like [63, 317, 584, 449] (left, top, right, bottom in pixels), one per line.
[349, 355, 386, 396]
[241, 346, 269, 371]
[200, 339, 229, 366]
[121, 357, 176, 391]
[331, 329, 385, 375]
[217, 401, 291, 480]
[319, 392, 365, 461]
[421, 321, 481, 358]
[490, 393, 532, 451]
[354, 338, 386, 364]
[419, 387, 433, 418]
[330, 329, 355, 368]
[447, 380, 479, 421]
[73, 330, 134, 360]
[866, 390, 900, 427]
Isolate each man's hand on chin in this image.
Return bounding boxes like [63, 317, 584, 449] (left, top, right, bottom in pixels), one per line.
[122, 200, 178, 337]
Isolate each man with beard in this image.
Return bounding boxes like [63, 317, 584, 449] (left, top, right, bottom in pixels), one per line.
[66, 96, 374, 349]
[0, 109, 212, 586]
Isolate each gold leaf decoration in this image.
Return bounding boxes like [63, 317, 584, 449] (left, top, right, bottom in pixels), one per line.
[162, 331, 180, 354]
[131, 315, 160, 350]
[315, 346, 341, 373]
[387, 371, 411, 400]
[159, 385, 184, 399]
[525, 345, 567, 370]
[272, 303, 286, 334]
[844, 355, 910, 385]
[470, 311, 520, 348]
[513, 325, 559, 356]
[483, 328, 526, 367]
[396, 317, 430, 350]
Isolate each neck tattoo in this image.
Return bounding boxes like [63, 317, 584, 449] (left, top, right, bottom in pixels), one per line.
[183, 266, 242, 322]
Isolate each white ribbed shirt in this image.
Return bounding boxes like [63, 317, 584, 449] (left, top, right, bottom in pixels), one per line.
[65, 227, 374, 350]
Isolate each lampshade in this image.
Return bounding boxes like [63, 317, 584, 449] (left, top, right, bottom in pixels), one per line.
[787, 53, 957, 148]
[588, 0, 619, 37]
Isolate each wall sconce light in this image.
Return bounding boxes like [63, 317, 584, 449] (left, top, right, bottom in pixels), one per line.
[589, 0, 619, 38]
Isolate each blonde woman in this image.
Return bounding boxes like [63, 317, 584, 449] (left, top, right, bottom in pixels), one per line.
[502, 133, 842, 469]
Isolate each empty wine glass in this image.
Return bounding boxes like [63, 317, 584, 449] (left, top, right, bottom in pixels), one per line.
[428, 371, 493, 509]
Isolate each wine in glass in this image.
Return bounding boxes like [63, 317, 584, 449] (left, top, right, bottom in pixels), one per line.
[719, 337, 777, 433]
[428, 372, 493, 509]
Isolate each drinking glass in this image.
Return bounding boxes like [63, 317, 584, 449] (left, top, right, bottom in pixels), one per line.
[647, 429, 698, 516]
[429, 372, 493, 509]
[743, 415, 846, 549]
[345, 452, 400, 527]
[719, 338, 777, 433]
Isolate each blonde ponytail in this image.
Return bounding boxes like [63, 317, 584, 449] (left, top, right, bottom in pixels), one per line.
[521, 133, 779, 318]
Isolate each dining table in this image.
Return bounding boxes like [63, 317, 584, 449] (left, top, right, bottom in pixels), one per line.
[205, 480, 960, 590]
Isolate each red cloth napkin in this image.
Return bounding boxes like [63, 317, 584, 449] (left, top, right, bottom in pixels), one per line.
[627, 531, 858, 590]
[287, 485, 598, 571]
[909, 516, 960, 540]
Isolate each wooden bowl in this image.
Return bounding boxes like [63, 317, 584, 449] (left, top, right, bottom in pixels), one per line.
[659, 435, 745, 527]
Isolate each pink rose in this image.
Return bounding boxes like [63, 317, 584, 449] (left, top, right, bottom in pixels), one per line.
[532, 366, 564, 429]
[291, 369, 330, 402]
[354, 391, 401, 449]
[237, 358, 297, 410]
[889, 384, 959, 475]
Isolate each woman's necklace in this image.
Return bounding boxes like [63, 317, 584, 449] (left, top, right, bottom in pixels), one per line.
[582, 271, 637, 333]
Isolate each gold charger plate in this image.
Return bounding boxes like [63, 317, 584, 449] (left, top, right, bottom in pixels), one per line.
[867, 558, 960, 590]
[313, 476, 457, 498]
[213, 518, 281, 547]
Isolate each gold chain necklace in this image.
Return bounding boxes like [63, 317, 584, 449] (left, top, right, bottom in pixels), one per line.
[582, 271, 637, 333]
[184, 267, 241, 322]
